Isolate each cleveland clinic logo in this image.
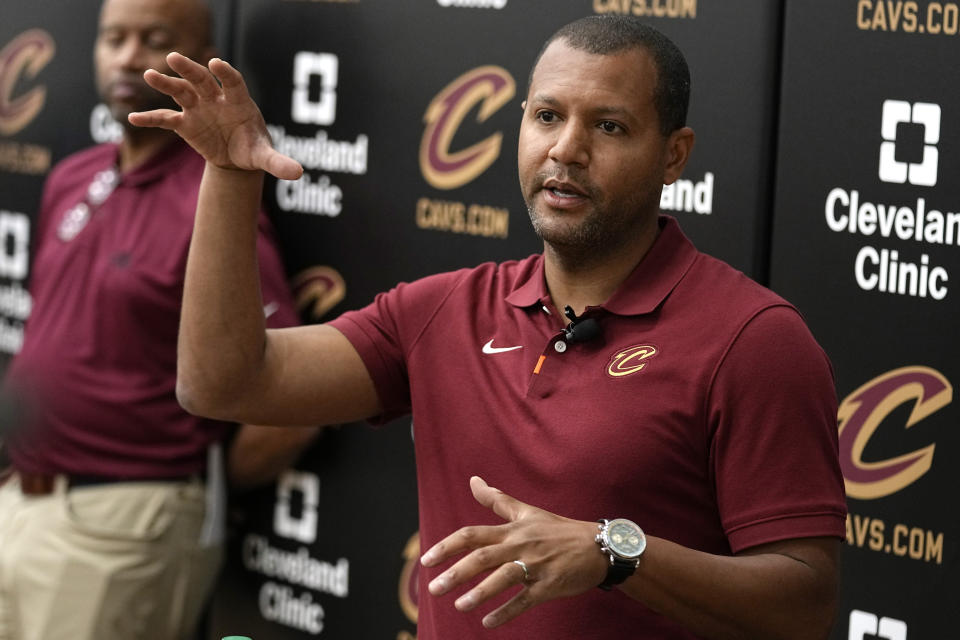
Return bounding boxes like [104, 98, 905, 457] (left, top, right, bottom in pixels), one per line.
[273, 470, 320, 543]
[848, 610, 907, 640]
[291, 51, 338, 126]
[878, 99, 940, 187]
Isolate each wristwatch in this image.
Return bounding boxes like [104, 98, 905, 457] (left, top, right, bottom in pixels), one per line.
[595, 518, 646, 590]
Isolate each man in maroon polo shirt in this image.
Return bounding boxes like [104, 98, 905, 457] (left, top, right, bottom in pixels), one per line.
[0, 0, 311, 638]
[131, 16, 847, 640]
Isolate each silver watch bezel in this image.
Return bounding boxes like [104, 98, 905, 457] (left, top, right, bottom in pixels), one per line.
[596, 518, 646, 563]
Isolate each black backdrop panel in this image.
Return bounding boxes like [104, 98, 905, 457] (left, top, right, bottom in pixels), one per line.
[3, 1, 848, 638]
[770, 1, 958, 637]
[0, 0, 103, 371]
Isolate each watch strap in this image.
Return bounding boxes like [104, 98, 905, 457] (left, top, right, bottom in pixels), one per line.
[598, 555, 639, 590]
[595, 518, 643, 591]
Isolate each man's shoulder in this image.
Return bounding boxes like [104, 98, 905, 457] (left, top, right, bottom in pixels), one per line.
[690, 251, 792, 310]
[46, 143, 117, 186]
[399, 254, 538, 288]
[400, 254, 540, 301]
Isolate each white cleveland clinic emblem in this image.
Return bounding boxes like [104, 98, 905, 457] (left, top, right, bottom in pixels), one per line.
[878, 99, 940, 187]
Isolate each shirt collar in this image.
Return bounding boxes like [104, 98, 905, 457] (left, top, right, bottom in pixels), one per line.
[119, 138, 195, 187]
[504, 215, 698, 316]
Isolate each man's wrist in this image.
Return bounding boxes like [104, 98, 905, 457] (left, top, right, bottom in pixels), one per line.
[595, 518, 646, 590]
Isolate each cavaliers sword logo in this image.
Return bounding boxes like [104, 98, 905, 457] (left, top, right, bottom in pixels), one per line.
[838, 366, 951, 499]
[292, 265, 346, 321]
[0, 29, 55, 136]
[397, 531, 420, 636]
[607, 345, 658, 378]
[419, 65, 515, 190]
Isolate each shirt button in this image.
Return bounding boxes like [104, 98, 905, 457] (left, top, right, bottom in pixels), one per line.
[554, 340, 567, 353]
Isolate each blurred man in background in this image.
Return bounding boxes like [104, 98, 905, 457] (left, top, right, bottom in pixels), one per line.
[0, 0, 311, 638]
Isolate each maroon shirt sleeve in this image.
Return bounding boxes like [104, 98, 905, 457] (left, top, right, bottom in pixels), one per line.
[708, 305, 848, 552]
[329, 269, 469, 423]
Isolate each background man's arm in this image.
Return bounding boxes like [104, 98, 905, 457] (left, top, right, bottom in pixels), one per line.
[228, 424, 322, 490]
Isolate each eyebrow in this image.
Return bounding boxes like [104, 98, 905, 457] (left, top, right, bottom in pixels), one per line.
[98, 22, 177, 34]
[529, 94, 635, 120]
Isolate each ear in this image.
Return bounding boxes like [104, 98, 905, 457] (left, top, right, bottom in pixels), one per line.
[663, 126, 695, 185]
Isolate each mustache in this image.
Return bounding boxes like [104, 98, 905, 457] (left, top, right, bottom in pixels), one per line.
[534, 169, 597, 198]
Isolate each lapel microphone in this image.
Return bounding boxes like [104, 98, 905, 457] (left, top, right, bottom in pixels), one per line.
[563, 305, 601, 343]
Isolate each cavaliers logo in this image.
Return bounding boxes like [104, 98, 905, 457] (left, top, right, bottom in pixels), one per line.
[292, 265, 346, 321]
[607, 344, 658, 378]
[839, 366, 952, 500]
[0, 29, 55, 136]
[397, 531, 420, 637]
[419, 66, 515, 190]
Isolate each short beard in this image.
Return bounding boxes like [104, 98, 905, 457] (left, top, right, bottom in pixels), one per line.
[104, 88, 180, 133]
[527, 201, 640, 270]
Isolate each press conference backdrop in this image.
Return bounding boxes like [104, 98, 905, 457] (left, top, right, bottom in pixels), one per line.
[0, 1, 954, 638]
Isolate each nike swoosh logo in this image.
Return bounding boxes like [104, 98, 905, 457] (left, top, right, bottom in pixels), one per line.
[482, 339, 523, 354]
[263, 301, 279, 319]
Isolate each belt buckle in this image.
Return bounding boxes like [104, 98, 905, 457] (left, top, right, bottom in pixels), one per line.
[18, 471, 57, 496]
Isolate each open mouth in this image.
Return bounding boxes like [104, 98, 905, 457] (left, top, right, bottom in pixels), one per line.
[547, 187, 584, 199]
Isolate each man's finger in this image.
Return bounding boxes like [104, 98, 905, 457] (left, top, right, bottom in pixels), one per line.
[127, 109, 182, 131]
[209, 58, 251, 104]
[166, 52, 222, 101]
[454, 561, 531, 613]
[420, 523, 502, 568]
[481, 583, 541, 629]
[427, 541, 514, 596]
[470, 475, 525, 522]
[142, 69, 195, 106]
[259, 148, 303, 181]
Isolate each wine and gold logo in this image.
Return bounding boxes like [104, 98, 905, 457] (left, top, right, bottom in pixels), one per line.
[606, 344, 658, 378]
[0, 29, 55, 175]
[839, 366, 951, 499]
[416, 66, 514, 239]
[292, 265, 346, 321]
[397, 531, 420, 640]
[419, 65, 515, 190]
[0, 29, 54, 136]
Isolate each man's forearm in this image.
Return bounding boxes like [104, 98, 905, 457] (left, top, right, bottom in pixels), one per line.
[620, 536, 839, 640]
[177, 163, 268, 419]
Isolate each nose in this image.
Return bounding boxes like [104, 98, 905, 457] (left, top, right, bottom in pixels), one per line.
[548, 120, 590, 167]
[115, 37, 147, 71]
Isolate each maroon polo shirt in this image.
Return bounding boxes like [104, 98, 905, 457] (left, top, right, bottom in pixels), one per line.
[7, 139, 298, 478]
[331, 215, 846, 639]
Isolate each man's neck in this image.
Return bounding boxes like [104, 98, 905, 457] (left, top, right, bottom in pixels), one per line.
[118, 127, 177, 172]
[543, 218, 660, 318]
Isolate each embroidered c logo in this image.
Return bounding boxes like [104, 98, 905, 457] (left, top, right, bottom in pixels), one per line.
[607, 345, 657, 378]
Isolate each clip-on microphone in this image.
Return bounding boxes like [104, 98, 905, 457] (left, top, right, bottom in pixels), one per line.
[563, 305, 601, 343]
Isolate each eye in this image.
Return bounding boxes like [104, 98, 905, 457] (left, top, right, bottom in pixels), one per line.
[598, 120, 623, 134]
[535, 110, 558, 124]
[145, 29, 174, 50]
[98, 30, 124, 48]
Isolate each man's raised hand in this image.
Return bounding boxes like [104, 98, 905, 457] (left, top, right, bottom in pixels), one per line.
[128, 53, 302, 181]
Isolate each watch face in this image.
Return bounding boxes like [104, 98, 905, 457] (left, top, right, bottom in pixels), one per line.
[605, 519, 646, 559]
